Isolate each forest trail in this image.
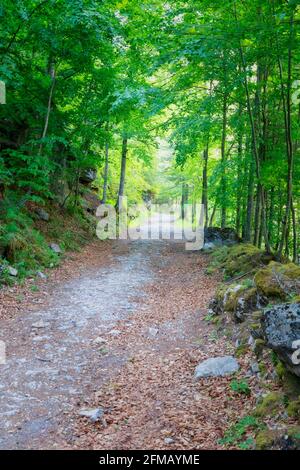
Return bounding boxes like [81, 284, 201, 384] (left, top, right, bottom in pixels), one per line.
[0, 231, 255, 450]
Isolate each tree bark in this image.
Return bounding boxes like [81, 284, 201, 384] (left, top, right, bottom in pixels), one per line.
[201, 144, 209, 228]
[220, 91, 228, 229]
[116, 136, 128, 211]
[102, 122, 110, 204]
[38, 62, 56, 155]
[277, 10, 295, 258]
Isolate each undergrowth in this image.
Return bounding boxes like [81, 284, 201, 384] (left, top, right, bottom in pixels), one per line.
[0, 195, 95, 285]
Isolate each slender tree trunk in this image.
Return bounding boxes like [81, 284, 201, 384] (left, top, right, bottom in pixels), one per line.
[209, 203, 217, 227]
[102, 122, 110, 204]
[116, 136, 128, 211]
[236, 106, 243, 237]
[244, 158, 254, 242]
[221, 92, 228, 228]
[181, 183, 188, 220]
[277, 11, 295, 258]
[268, 187, 275, 247]
[253, 183, 261, 246]
[201, 144, 209, 228]
[234, 3, 271, 252]
[238, 48, 271, 252]
[39, 62, 56, 155]
[291, 198, 297, 263]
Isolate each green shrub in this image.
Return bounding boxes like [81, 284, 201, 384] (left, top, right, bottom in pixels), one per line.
[230, 379, 251, 396]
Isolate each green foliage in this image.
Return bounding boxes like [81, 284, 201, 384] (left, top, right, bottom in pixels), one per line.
[230, 379, 251, 396]
[219, 415, 260, 449]
[1, 0, 300, 275]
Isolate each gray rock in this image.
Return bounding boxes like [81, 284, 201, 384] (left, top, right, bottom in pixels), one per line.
[32, 335, 49, 342]
[78, 407, 104, 423]
[7, 266, 18, 277]
[35, 208, 50, 222]
[49, 243, 62, 254]
[261, 303, 300, 377]
[202, 242, 217, 251]
[250, 362, 260, 374]
[164, 437, 174, 445]
[79, 169, 97, 185]
[93, 337, 107, 345]
[32, 320, 47, 329]
[108, 329, 121, 336]
[194, 356, 239, 379]
[148, 327, 159, 338]
[37, 271, 47, 280]
[204, 227, 240, 246]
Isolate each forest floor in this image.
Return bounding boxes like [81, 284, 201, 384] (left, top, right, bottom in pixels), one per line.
[0, 236, 259, 450]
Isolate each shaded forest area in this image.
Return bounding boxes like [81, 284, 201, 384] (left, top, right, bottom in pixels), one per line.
[0, 0, 300, 276]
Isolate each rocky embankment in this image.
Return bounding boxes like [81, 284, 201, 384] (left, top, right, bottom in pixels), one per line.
[205, 235, 300, 449]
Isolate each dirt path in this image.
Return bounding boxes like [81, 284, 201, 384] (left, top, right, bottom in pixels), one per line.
[0, 238, 256, 450]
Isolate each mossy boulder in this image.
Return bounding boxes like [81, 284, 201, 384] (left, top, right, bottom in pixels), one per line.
[287, 398, 300, 417]
[210, 243, 274, 278]
[254, 392, 283, 417]
[210, 282, 263, 322]
[255, 429, 278, 450]
[255, 261, 300, 300]
[253, 339, 266, 357]
[256, 426, 300, 450]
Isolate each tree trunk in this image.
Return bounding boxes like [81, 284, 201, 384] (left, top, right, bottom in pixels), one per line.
[39, 62, 56, 155]
[236, 106, 243, 237]
[116, 136, 128, 211]
[209, 203, 217, 227]
[253, 183, 261, 246]
[277, 10, 295, 258]
[102, 122, 110, 204]
[221, 92, 228, 229]
[201, 145, 209, 228]
[238, 47, 271, 251]
[291, 198, 297, 263]
[244, 158, 254, 242]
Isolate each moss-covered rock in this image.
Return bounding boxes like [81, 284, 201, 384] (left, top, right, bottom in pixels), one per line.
[255, 429, 278, 450]
[254, 392, 283, 417]
[210, 243, 274, 278]
[210, 282, 261, 322]
[255, 261, 300, 300]
[256, 426, 300, 450]
[235, 343, 249, 358]
[253, 339, 266, 357]
[275, 361, 286, 380]
[287, 398, 300, 417]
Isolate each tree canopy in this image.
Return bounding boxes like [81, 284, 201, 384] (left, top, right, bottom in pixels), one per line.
[1, 0, 300, 262]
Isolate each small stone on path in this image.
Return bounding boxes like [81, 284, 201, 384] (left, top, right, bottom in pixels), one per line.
[78, 408, 104, 423]
[194, 356, 239, 379]
[32, 320, 47, 329]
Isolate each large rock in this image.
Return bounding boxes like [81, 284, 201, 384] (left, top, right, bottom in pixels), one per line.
[261, 303, 300, 377]
[209, 243, 274, 278]
[35, 208, 50, 222]
[78, 407, 104, 423]
[209, 282, 265, 322]
[194, 356, 239, 379]
[49, 243, 62, 254]
[7, 266, 18, 277]
[79, 169, 97, 185]
[204, 227, 239, 248]
[255, 262, 300, 300]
